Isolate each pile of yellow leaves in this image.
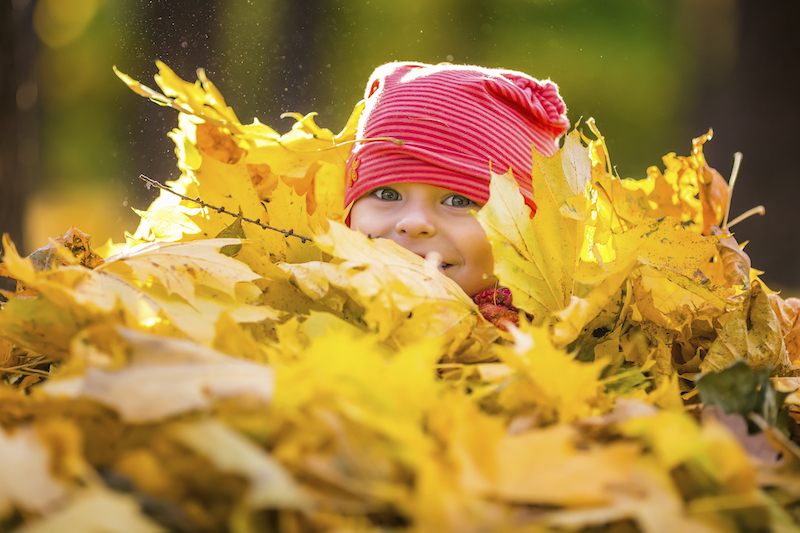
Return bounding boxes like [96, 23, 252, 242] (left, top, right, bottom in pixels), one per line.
[2, 62, 800, 532]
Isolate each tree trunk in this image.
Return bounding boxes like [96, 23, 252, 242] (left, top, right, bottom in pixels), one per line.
[0, 0, 36, 289]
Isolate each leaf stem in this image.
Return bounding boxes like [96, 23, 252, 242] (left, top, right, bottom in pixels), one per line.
[726, 205, 765, 229]
[0, 366, 51, 376]
[0, 356, 47, 371]
[138, 175, 312, 243]
[722, 152, 743, 230]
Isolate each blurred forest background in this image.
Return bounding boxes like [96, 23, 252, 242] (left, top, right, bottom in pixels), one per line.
[1, 0, 798, 294]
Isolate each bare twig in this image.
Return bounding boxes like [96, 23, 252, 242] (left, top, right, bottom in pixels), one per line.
[139, 175, 312, 243]
[289, 136, 405, 152]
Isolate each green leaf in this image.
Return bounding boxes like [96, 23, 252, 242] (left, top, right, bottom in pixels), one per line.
[215, 213, 246, 257]
[697, 360, 790, 435]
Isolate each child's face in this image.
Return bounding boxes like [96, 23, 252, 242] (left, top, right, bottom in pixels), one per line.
[349, 183, 495, 296]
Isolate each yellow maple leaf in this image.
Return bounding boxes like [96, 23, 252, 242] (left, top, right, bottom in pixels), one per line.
[118, 63, 357, 238]
[611, 217, 722, 281]
[1, 235, 277, 357]
[623, 130, 730, 235]
[477, 170, 576, 322]
[244, 109, 357, 181]
[263, 178, 323, 264]
[495, 322, 607, 423]
[476, 129, 600, 326]
[115, 61, 242, 131]
[585, 121, 730, 238]
[628, 265, 727, 331]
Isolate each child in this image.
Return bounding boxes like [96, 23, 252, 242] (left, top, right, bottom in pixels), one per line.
[344, 62, 570, 326]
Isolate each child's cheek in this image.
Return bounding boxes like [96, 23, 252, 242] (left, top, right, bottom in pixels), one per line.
[348, 198, 377, 234]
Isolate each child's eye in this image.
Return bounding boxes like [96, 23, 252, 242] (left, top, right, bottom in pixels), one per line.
[443, 194, 476, 208]
[372, 188, 401, 201]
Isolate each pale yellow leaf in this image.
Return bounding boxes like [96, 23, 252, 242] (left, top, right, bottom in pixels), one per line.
[42, 327, 274, 422]
[458, 424, 640, 506]
[284, 222, 477, 343]
[16, 488, 163, 533]
[561, 129, 592, 196]
[170, 419, 311, 510]
[101, 239, 260, 306]
[0, 426, 66, 516]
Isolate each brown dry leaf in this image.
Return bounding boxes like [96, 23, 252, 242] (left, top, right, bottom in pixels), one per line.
[0, 338, 15, 368]
[701, 406, 780, 463]
[701, 281, 791, 374]
[622, 410, 757, 494]
[41, 327, 274, 422]
[706, 227, 752, 290]
[768, 293, 800, 364]
[28, 226, 105, 270]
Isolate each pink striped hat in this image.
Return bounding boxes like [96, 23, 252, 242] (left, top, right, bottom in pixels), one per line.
[344, 62, 570, 216]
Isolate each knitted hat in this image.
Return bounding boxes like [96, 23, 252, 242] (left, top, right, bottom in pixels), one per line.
[344, 62, 570, 216]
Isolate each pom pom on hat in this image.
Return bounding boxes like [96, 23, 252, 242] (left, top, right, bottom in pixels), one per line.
[344, 62, 570, 215]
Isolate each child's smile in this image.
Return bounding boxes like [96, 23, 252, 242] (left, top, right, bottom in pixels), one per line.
[349, 182, 496, 296]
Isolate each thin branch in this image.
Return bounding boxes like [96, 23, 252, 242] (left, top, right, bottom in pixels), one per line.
[139, 175, 312, 243]
[748, 412, 800, 461]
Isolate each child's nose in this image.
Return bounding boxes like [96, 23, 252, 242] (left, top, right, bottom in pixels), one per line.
[395, 206, 436, 237]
